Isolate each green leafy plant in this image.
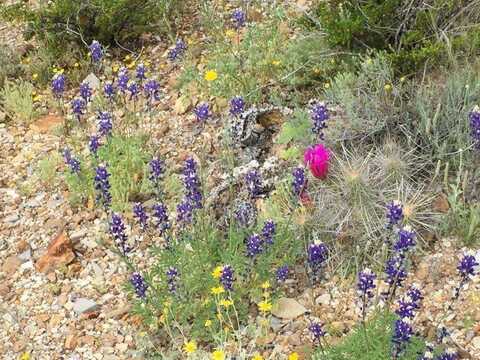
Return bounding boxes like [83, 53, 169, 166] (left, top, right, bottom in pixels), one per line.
[0, 45, 21, 88]
[0, 80, 37, 123]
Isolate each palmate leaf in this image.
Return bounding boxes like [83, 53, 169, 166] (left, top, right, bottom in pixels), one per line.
[276, 109, 311, 145]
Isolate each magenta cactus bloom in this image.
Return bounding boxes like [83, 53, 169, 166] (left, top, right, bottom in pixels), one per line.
[304, 144, 330, 179]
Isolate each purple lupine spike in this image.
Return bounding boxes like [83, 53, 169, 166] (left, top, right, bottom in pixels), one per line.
[392, 319, 413, 356]
[63, 149, 81, 173]
[261, 219, 276, 245]
[234, 201, 257, 227]
[144, 79, 161, 103]
[152, 203, 171, 236]
[110, 213, 130, 255]
[89, 40, 103, 63]
[104, 81, 116, 99]
[51, 73, 66, 97]
[135, 63, 147, 81]
[79, 81, 92, 102]
[276, 265, 289, 282]
[168, 39, 187, 61]
[71, 97, 86, 120]
[386, 200, 403, 228]
[117, 67, 129, 92]
[94, 165, 111, 207]
[457, 254, 479, 279]
[194, 102, 210, 121]
[97, 111, 113, 137]
[246, 233, 263, 258]
[309, 322, 325, 343]
[308, 243, 328, 273]
[133, 203, 148, 231]
[229, 96, 245, 116]
[220, 265, 234, 291]
[166, 267, 179, 293]
[127, 81, 140, 100]
[130, 272, 148, 299]
[310, 102, 329, 139]
[231, 8, 246, 29]
[394, 226, 416, 253]
[292, 167, 306, 196]
[245, 169, 262, 198]
[88, 135, 101, 155]
[469, 106, 480, 149]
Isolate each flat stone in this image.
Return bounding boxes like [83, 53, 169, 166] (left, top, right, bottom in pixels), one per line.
[70, 229, 87, 243]
[35, 231, 75, 273]
[73, 298, 98, 315]
[4, 213, 19, 224]
[83, 73, 100, 89]
[2, 255, 22, 275]
[472, 336, 480, 350]
[271, 297, 308, 320]
[18, 249, 32, 263]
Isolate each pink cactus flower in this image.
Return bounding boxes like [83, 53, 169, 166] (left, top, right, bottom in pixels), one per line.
[304, 144, 330, 179]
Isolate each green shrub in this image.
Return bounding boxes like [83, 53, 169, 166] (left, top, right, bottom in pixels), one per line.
[316, 311, 426, 360]
[0, 80, 37, 123]
[4, 0, 186, 53]
[0, 46, 21, 88]
[306, 0, 480, 74]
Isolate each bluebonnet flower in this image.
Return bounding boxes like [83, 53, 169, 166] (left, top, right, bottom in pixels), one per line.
[435, 349, 457, 360]
[419, 343, 435, 360]
[276, 265, 289, 282]
[149, 157, 165, 183]
[220, 265, 234, 291]
[245, 169, 262, 198]
[94, 165, 111, 207]
[310, 102, 329, 139]
[51, 73, 66, 97]
[309, 322, 325, 342]
[104, 81, 115, 99]
[194, 102, 210, 121]
[135, 63, 147, 81]
[395, 287, 422, 320]
[127, 81, 140, 100]
[469, 106, 480, 149]
[166, 267, 179, 293]
[153, 203, 171, 235]
[97, 111, 113, 137]
[394, 226, 416, 253]
[308, 243, 328, 273]
[89, 40, 103, 63]
[168, 39, 187, 61]
[176, 200, 193, 224]
[234, 201, 257, 227]
[384, 255, 407, 298]
[457, 253, 479, 279]
[144, 79, 161, 103]
[79, 81, 92, 102]
[117, 67, 129, 92]
[386, 200, 403, 228]
[63, 149, 81, 173]
[133, 203, 148, 231]
[88, 135, 101, 155]
[357, 268, 376, 299]
[110, 213, 130, 255]
[392, 319, 413, 355]
[230, 96, 245, 116]
[71, 98, 86, 120]
[406, 285, 423, 304]
[182, 157, 202, 210]
[232, 8, 246, 29]
[261, 219, 276, 245]
[292, 167, 306, 196]
[130, 272, 148, 299]
[246, 233, 263, 258]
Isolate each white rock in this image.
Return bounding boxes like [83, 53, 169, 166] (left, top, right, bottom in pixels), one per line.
[83, 73, 100, 89]
[72, 298, 98, 314]
[271, 297, 308, 320]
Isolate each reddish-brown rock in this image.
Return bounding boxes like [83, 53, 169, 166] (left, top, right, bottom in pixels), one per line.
[2, 255, 22, 275]
[30, 114, 64, 134]
[35, 231, 75, 273]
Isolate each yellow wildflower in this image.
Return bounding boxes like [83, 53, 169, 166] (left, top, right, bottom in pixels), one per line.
[205, 319, 212, 327]
[212, 266, 223, 279]
[20, 353, 30, 360]
[324, 82, 330, 89]
[33, 95, 41, 102]
[400, 76, 406, 82]
[272, 60, 281, 66]
[258, 300, 272, 313]
[313, 67, 321, 74]
[252, 354, 264, 360]
[211, 286, 225, 295]
[212, 349, 225, 360]
[219, 299, 233, 307]
[205, 70, 218, 81]
[112, 64, 119, 73]
[384, 84, 392, 92]
[288, 352, 299, 360]
[261, 281, 270, 289]
[127, 62, 136, 69]
[225, 29, 236, 38]
[183, 341, 197, 354]
[32, 73, 38, 80]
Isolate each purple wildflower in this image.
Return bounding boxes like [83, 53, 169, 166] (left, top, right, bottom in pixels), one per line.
[94, 165, 111, 207]
[104, 81, 115, 99]
[89, 40, 103, 63]
[166, 267, 179, 293]
[308, 243, 328, 273]
[234, 201, 257, 227]
[310, 102, 329, 139]
[110, 213, 130, 255]
[276, 265, 289, 282]
[435, 349, 458, 360]
[71, 98, 86, 120]
[176, 200, 193, 224]
[97, 111, 113, 137]
[144, 79, 161, 103]
[220, 265, 234, 291]
[63, 149, 81, 173]
[394, 226, 416, 253]
[51, 73, 65, 97]
[245, 169, 262, 198]
[357, 268, 376, 299]
[261, 219, 276, 245]
[135, 63, 147, 81]
[384, 255, 407, 290]
[292, 167, 306, 196]
[127, 81, 140, 100]
[232, 8, 246, 29]
[168, 39, 187, 61]
[386, 200, 403, 228]
[395, 287, 422, 320]
[182, 157, 202, 210]
[152, 203, 171, 235]
[194, 102, 210, 121]
[133, 202, 148, 231]
[457, 254, 479, 279]
[309, 322, 325, 342]
[469, 106, 480, 149]
[130, 272, 148, 299]
[117, 67, 129, 92]
[79, 81, 92, 102]
[246, 233, 263, 258]
[230, 96, 245, 116]
[88, 134, 101, 155]
[149, 158, 165, 183]
[392, 319, 413, 355]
